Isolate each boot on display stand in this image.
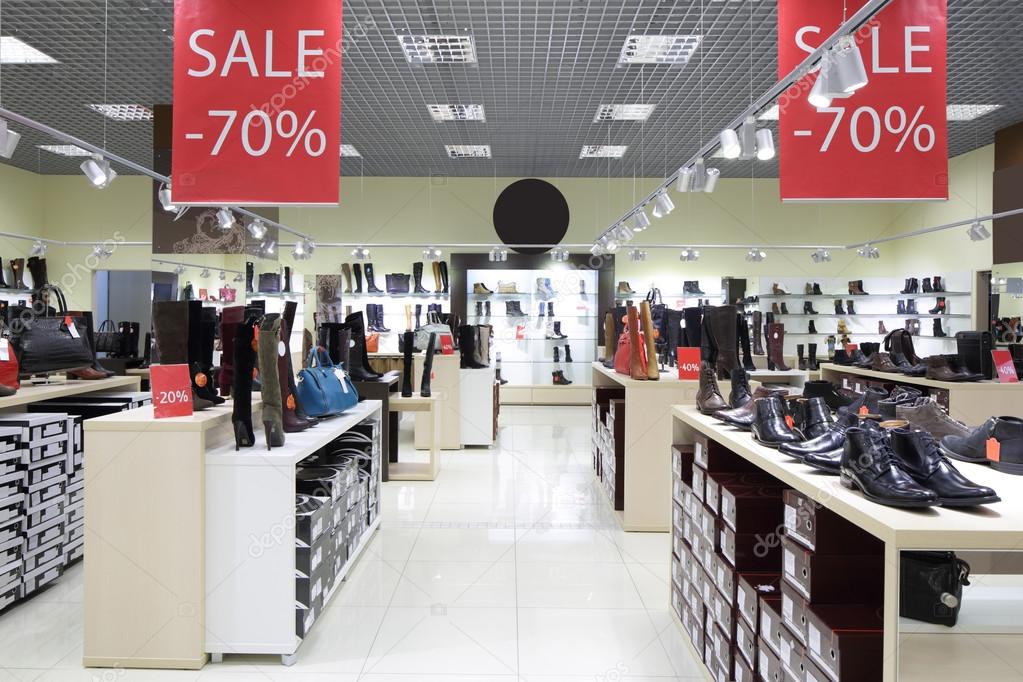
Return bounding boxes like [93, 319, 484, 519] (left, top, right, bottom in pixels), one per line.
[415, 304, 422, 329]
[803, 301, 817, 315]
[751, 311, 764, 355]
[219, 306, 245, 397]
[547, 302, 554, 317]
[400, 331, 415, 397]
[10, 259, 24, 289]
[0, 260, 7, 289]
[771, 283, 789, 295]
[696, 361, 727, 415]
[835, 299, 846, 315]
[737, 314, 756, 371]
[907, 299, 919, 315]
[766, 323, 791, 371]
[708, 305, 739, 380]
[640, 300, 659, 380]
[375, 304, 391, 332]
[545, 278, 556, 297]
[808, 319, 818, 334]
[432, 262, 443, 293]
[772, 302, 780, 314]
[564, 344, 573, 363]
[258, 315, 286, 449]
[554, 346, 560, 364]
[897, 300, 907, 315]
[476, 301, 483, 318]
[683, 307, 702, 348]
[553, 321, 567, 339]
[933, 276, 945, 292]
[420, 333, 437, 397]
[344, 311, 384, 380]
[277, 313, 310, 434]
[934, 319, 948, 337]
[807, 343, 820, 371]
[780, 302, 789, 315]
[901, 278, 916, 294]
[439, 261, 449, 294]
[538, 302, 545, 317]
[804, 283, 813, 295]
[485, 301, 491, 318]
[26, 256, 47, 288]
[246, 261, 254, 293]
[364, 263, 383, 293]
[353, 263, 364, 293]
[552, 369, 572, 385]
[476, 325, 492, 366]
[847, 299, 856, 315]
[797, 344, 807, 371]
[459, 325, 488, 369]
[282, 301, 313, 429]
[535, 278, 548, 298]
[341, 263, 353, 293]
[879, 320, 888, 334]
[232, 314, 258, 449]
[602, 311, 616, 368]
[617, 281, 636, 296]
[922, 277, 933, 293]
[813, 282, 823, 295]
[412, 262, 429, 294]
[366, 304, 380, 332]
[184, 301, 223, 406]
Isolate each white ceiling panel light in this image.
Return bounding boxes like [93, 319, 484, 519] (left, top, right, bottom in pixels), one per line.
[38, 144, 91, 157]
[0, 120, 21, 159]
[594, 104, 656, 122]
[0, 36, 58, 64]
[445, 144, 491, 158]
[946, 105, 1002, 121]
[88, 104, 154, 121]
[652, 190, 675, 218]
[399, 34, 477, 64]
[428, 104, 486, 122]
[339, 144, 361, 157]
[80, 155, 117, 189]
[617, 35, 701, 66]
[580, 145, 628, 159]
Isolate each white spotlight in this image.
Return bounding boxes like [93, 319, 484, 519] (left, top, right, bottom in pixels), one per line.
[601, 235, 619, 253]
[857, 244, 880, 259]
[158, 183, 178, 213]
[29, 240, 47, 257]
[219, 270, 227, 281]
[675, 166, 695, 193]
[351, 247, 371, 261]
[831, 36, 869, 94]
[488, 246, 508, 262]
[200, 268, 211, 278]
[550, 246, 570, 262]
[292, 239, 316, 261]
[719, 128, 741, 159]
[679, 248, 699, 263]
[703, 168, 720, 193]
[808, 52, 835, 109]
[233, 272, 244, 283]
[247, 219, 267, 240]
[216, 208, 236, 231]
[616, 224, 635, 244]
[968, 221, 991, 242]
[745, 249, 766, 263]
[810, 248, 832, 264]
[755, 129, 776, 161]
[80, 154, 117, 188]
[628, 248, 647, 262]
[652, 190, 675, 218]
[631, 209, 651, 232]
[173, 264, 186, 275]
[0, 120, 22, 159]
[422, 247, 443, 261]
[691, 158, 708, 192]
[260, 239, 277, 256]
[738, 117, 757, 160]
[90, 244, 113, 260]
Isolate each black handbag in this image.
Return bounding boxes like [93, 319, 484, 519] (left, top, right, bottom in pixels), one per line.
[955, 331, 993, 379]
[900, 551, 970, 627]
[646, 288, 667, 346]
[258, 273, 282, 293]
[94, 319, 122, 354]
[386, 273, 411, 294]
[9, 286, 93, 377]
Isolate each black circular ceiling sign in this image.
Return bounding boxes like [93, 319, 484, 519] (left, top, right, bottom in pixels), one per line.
[493, 179, 570, 255]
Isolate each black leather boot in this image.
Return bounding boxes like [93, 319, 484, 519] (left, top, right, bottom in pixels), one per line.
[232, 314, 258, 449]
[420, 332, 437, 397]
[834, 299, 845, 315]
[846, 299, 856, 315]
[696, 361, 728, 415]
[283, 266, 292, 293]
[683, 307, 703, 348]
[797, 344, 807, 370]
[807, 343, 820, 371]
[400, 331, 414, 396]
[439, 261, 449, 294]
[26, 257, 48, 288]
[344, 311, 383, 380]
[412, 262, 429, 294]
[781, 408, 859, 464]
[187, 301, 223, 406]
[802, 396, 834, 440]
[940, 416, 1023, 473]
[808, 319, 817, 334]
[780, 302, 789, 315]
[922, 277, 933, 293]
[751, 395, 802, 447]
[353, 263, 364, 294]
[891, 428, 999, 506]
[751, 311, 764, 355]
[245, 261, 254, 293]
[897, 299, 907, 314]
[375, 303, 390, 332]
[840, 428, 938, 507]
[716, 387, 788, 429]
[364, 263, 383, 294]
[907, 299, 919, 315]
[459, 325, 488, 369]
[803, 301, 818, 315]
[801, 380, 854, 411]
[708, 305, 739, 379]
[848, 386, 889, 415]
[737, 314, 756, 371]
[727, 370, 753, 409]
[901, 278, 913, 294]
[928, 297, 946, 315]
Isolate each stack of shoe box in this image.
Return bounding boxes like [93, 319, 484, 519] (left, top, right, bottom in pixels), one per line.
[777, 490, 884, 682]
[0, 426, 23, 611]
[600, 398, 625, 509]
[591, 387, 625, 490]
[62, 415, 85, 565]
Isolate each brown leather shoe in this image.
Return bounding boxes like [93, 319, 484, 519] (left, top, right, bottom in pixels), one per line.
[715, 386, 789, 429]
[872, 352, 902, 373]
[68, 366, 107, 380]
[696, 361, 728, 414]
[925, 355, 969, 382]
[897, 398, 973, 441]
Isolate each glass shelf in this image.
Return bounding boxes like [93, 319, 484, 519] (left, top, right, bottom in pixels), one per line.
[765, 313, 970, 319]
[784, 332, 955, 340]
[757, 291, 970, 299]
[346, 292, 449, 299]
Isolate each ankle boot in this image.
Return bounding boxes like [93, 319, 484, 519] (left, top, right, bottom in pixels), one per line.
[846, 299, 856, 315]
[907, 299, 919, 315]
[804, 282, 814, 295]
[10, 259, 25, 289]
[879, 320, 888, 334]
[627, 306, 647, 381]
[901, 278, 913, 294]
[432, 262, 444, 293]
[808, 319, 818, 334]
[232, 316, 257, 449]
[420, 333, 437, 396]
[341, 263, 353, 294]
[797, 344, 807, 371]
[780, 302, 790, 315]
[751, 311, 764, 355]
[708, 305, 739, 379]
[840, 428, 937, 507]
[910, 278, 919, 293]
[751, 395, 801, 447]
[772, 302, 780, 314]
[728, 370, 753, 409]
[834, 299, 846, 315]
[921, 277, 933, 293]
[258, 315, 286, 449]
[564, 344, 573, 363]
[696, 361, 728, 415]
[738, 314, 756, 371]
[933, 319, 947, 337]
[552, 370, 573, 385]
[547, 302, 554, 317]
[26, 257, 48, 289]
[219, 306, 245, 397]
[411, 262, 429, 294]
[928, 297, 946, 315]
[933, 276, 945, 292]
[639, 300, 659, 380]
[364, 263, 383, 294]
[807, 343, 820, 371]
[803, 301, 817, 315]
[353, 263, 364, 293]
[837, 319, 850, 335]
[766, 323, 791, 371]
[772, 283, 789, 295]
[897, 300, 907, 314]
[344, 311, 384, 380]
[813, 283, 823, 296]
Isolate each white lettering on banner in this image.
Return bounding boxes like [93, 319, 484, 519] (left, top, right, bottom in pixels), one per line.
[795, 25, 821, 53]
[265, 30, 290, 77]
[905, 26, 933, 72]
[187, 30, 329, 78]
[222, 30, 259, 77]
[871, 27, 898, 73]
[188, 29, 217, 76]
[298, 30, 326, 77]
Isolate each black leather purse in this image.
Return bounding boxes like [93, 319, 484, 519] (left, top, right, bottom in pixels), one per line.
[258, 273, 282, 293]
[386, 274, 411, 294]
[9, 286, 93, 377]
[94, 319, 122, 354]
[900, 551, 970, 626]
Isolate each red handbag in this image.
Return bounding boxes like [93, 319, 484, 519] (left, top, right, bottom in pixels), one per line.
[613, 321, 647, 376]
[0, 336, 20, 389]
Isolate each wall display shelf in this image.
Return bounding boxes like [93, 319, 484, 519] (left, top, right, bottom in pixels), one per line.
[346, 292, 449, 300]
[819, 362, 1023, 425]
[768, 313, 971, 319]
[670, 405, 1023, 682]
[591, 362, 699, 532]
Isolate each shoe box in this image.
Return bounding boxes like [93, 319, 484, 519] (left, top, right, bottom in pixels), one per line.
[592, 387, 625, 481]
[295, 596, 321, 640]
[737, 573, 782, 632]
[36, 391, 152, 410]
[296, 466, 345, 504]
[0, 413, 67, 445]
[734, 652, 755, 682]
[736, 615, 757, 671]
[759, 593, 785, 659]
[600, 398, 625, 509]
[0, 429, 19, 476]
[757, 636, 783, 682]
[720, 523, 782, 572]
[296, 495, 332, 547]
[781, 537, 883, 605]
[0, 472, 22, 503]
[782, 490, 881, 555]
[295, 545, 332, 611]
[805, 604, 883, 681]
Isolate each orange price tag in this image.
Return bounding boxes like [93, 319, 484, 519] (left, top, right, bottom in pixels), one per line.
[784, 415, 796, 430]
[858, 406, 869, 417]
[986, 438, 1001, 462]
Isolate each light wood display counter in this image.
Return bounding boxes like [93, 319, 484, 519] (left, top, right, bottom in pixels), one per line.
[819, 362, 1023, 424]
[83, 399, 383, 669]
[671, 404, 1023, 682]
[0, 375, 141, 412]
[413, 353, 461, 450]
[592, 362, 700, 532]
[389, 394, 441, 480]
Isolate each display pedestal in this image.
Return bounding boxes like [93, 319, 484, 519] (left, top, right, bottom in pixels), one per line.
[459, 368, 497, 446]
[413, 353, 460, 449]
[390, 394, 441, 480]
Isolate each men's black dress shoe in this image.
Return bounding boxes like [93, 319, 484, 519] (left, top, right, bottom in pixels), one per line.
[840, 427, 939, 508]
[716, 387, 789, 430]
[801, 380, 854, 411]
[941, 416, 1023, 474]
[751, 395, 802, 448]
[801, 397, 834, 440]
[847, 387, 889, 416]
[877, 386, 923, 420]
[891, 428, 999, 506]
[780, 408, 858, 462]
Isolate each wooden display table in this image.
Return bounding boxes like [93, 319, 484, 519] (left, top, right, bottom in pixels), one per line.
[390, 393, 441, 480]
[819, 362, 1023, 424]
[671, 404, 1023, 682]
[591, 362, 700, 532]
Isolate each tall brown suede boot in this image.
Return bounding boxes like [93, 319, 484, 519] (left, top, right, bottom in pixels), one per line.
[639, 300, 659, 380]
[627, 305, 647, 381]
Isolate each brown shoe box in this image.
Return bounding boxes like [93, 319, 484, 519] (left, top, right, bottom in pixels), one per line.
[803, 655, 832, 682]
[805, 603, 883, 682]
[672, 443, 696, 486]
[711, 621, 736, 677]
[759, 594, 785, 657]
[737, 572, 783, 631]
[780, 579, 809, 647]
[778, 617, 806, 681]
[709, 473, 783, 516]
[736, 614, 758, 668]
[734, 652, 756, 682]
[721, 524, 783, 572]
[721, 486, 787, 534]
[782, 489, 882, 555]
[710, 585, 737, 640]
[782, 537, 883, 605]
[693, 465, 707, 502]
[758, 636, 782, 682]
[695, 434, 764, 473]
[671, 580, 684, 621]
[711, 552, 737, 604]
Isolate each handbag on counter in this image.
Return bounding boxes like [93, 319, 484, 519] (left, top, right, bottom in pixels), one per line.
[365, 332, 380, 353]
[646, 288, 667, 347]
[385, 274, 411, 294]
[296, 347, 359, 418]
[219, 286, 237, 303]
[900, 551, 970, 627]
[9, 285, 93, 377]
[94, 319, 123, 354]
[258, 273, 282, 293]
[415, 311, 449, 353]
[0, 323, 20, 389]
[613, 313, 646, 377]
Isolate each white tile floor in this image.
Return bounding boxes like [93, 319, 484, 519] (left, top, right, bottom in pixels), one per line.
[0, 406, 706, 682]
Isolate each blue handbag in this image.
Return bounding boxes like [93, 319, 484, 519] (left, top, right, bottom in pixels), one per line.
[296, 347, 359, 418]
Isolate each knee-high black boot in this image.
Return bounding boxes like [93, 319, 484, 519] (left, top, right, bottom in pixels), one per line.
[420, 333, 437, 397]
[401, 331, 415, 397]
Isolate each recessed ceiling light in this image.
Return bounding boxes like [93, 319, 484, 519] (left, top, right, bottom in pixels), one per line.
[340, 144, 361, 157]
[946, 104, 1002, 121]
[594, 104, 656, 122]
[37, 144, 92, 157]
[0, 36, 58, 64]
[398, 34, 477, 64]
[428, 104, 486, 122]
[88, 104, 154, 121]
[618, 35, 701, 66]
[758, 105, 780, 121]
[445, 144, 491, 158]
[580, 145, 628, 159]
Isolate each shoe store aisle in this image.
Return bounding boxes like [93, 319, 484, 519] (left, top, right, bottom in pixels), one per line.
[0, 406, 705, 682]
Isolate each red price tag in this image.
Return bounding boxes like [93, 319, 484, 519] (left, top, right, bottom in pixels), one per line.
[151, 364, 194, 419]
[677, 347, 701, 380]
[991, 350, 1018, 383]
[986, 437, 1001, 462]
[845, 343, 859, 352]
[440, 334, 454, 355]
[515, 325, 525, 341]
[171, 0, 343, 204]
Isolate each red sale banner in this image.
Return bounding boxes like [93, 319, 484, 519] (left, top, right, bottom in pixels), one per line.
[677, 347, 701, 380]
[777, 0, 947, 200]
[440, 334, 454, 355]
[172, 0, 343, 205]
[151, 364, 194, 419]
[991, 350, 1019, 383]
